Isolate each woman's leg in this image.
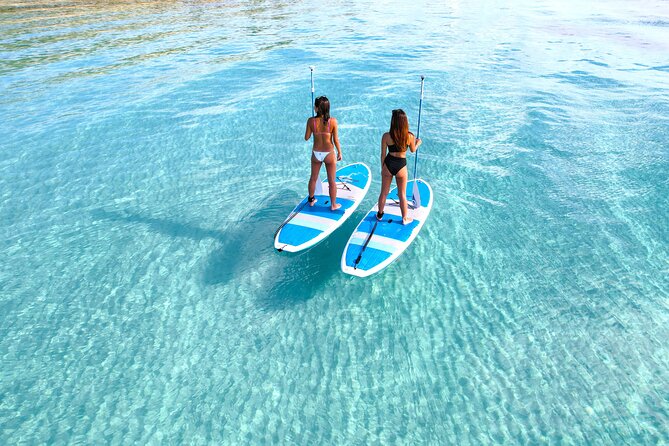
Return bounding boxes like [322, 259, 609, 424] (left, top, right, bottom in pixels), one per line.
[308, 154, 322, 206]
[395, 166, 413, 224]
[377, 163, 393, 218]
[324, 152, 341, 210]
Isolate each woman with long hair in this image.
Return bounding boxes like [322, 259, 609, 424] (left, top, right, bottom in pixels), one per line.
[376, 109, 421, 225]
[304, 96, 343, 210]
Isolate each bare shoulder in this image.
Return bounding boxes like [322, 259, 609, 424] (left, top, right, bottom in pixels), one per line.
[382, 132, 390, 142]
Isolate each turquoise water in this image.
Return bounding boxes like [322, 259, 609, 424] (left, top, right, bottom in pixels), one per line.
[1, 0, 668, 443]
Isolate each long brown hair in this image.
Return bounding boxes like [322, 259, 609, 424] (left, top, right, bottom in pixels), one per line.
[315, 96, 330, 125]
[389, 109, 409, 151]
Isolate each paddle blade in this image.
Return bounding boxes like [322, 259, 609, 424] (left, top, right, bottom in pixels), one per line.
[315, 177, 324, 196]
[412, 181, 422, 208]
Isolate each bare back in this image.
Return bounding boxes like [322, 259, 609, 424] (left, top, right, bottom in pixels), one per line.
[383, 132, 417, 159]
[305, 116, 339, 152]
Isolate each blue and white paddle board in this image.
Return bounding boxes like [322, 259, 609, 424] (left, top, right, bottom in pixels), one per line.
[341, 179, 433, 277]
[274, 163, 371, 253]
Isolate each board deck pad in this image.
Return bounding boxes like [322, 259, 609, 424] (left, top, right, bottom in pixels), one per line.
[274, 163, 371, 253]
[341, 179, 433, 277]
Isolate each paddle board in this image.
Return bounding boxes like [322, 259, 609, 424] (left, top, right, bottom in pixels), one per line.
[274, 162, 371, 253]
[341, 179, 433, 277]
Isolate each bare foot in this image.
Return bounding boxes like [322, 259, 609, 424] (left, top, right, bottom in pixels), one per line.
[331, 203, 342, 211]
[402, 217, 413, 225]
[308, 196, 317, 206]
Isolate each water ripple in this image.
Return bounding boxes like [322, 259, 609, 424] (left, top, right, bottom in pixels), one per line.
[2, 0, 669, 443]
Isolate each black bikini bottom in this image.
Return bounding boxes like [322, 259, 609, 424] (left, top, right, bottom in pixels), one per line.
[384, 155, 407, 176]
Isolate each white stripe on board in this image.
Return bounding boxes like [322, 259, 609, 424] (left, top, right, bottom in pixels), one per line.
[319, 182, 365, 201]
[348, 232, 407, 252]
[290, 213, 337, 231]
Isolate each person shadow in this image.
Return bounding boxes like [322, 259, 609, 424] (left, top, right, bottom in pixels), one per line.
[90, 189, 366, 310]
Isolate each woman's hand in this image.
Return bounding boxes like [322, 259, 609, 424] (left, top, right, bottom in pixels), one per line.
[416, 138, 422, 147]
[337, 151, 342, 161]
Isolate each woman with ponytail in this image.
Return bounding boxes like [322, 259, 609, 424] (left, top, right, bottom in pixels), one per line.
[304, 96, 343, 210]
[376, 109, 421, 225]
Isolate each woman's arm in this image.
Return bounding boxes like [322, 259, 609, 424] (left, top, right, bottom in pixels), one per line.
[380, 133, 388, 167]
[408, 133, 421, 153]
[332, 118, 342, 160]
[304, 118, 313, 141]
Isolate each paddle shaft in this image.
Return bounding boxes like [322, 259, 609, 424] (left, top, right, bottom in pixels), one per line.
[413, 75, 424, 181]
[310, 66, 315, 117]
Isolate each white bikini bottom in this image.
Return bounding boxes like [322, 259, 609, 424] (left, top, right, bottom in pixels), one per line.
[312, 151, 332, 162]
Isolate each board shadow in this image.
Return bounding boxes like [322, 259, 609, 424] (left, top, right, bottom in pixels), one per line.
[90, 192, 289, 287]
[90, 189, 372, 310]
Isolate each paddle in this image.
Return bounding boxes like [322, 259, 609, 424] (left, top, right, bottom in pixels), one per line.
[412, 75, 425, 208]
[309, 65, 315, 117]
[275, 66, 319, 245]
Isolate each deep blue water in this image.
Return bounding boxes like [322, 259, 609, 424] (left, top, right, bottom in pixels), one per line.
[1, 0, 668, 443]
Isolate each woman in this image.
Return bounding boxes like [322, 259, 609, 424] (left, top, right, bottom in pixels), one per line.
[377, 109, 421, 225]
[304, 96, 342, 211]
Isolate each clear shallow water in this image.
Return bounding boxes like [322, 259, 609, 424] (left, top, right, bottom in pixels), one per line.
[1, 0, 668, 443]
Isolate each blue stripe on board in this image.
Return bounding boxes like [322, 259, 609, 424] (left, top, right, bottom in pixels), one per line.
[344, 243, 393, 271]
[296, 197, 355, 221]
[278, 223, 322, 246]
[357, 212, 419, 242]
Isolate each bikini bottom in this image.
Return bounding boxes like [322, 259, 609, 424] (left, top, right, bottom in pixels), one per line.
[384, 155, 407, 176]
[313, 151, 332, 162]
